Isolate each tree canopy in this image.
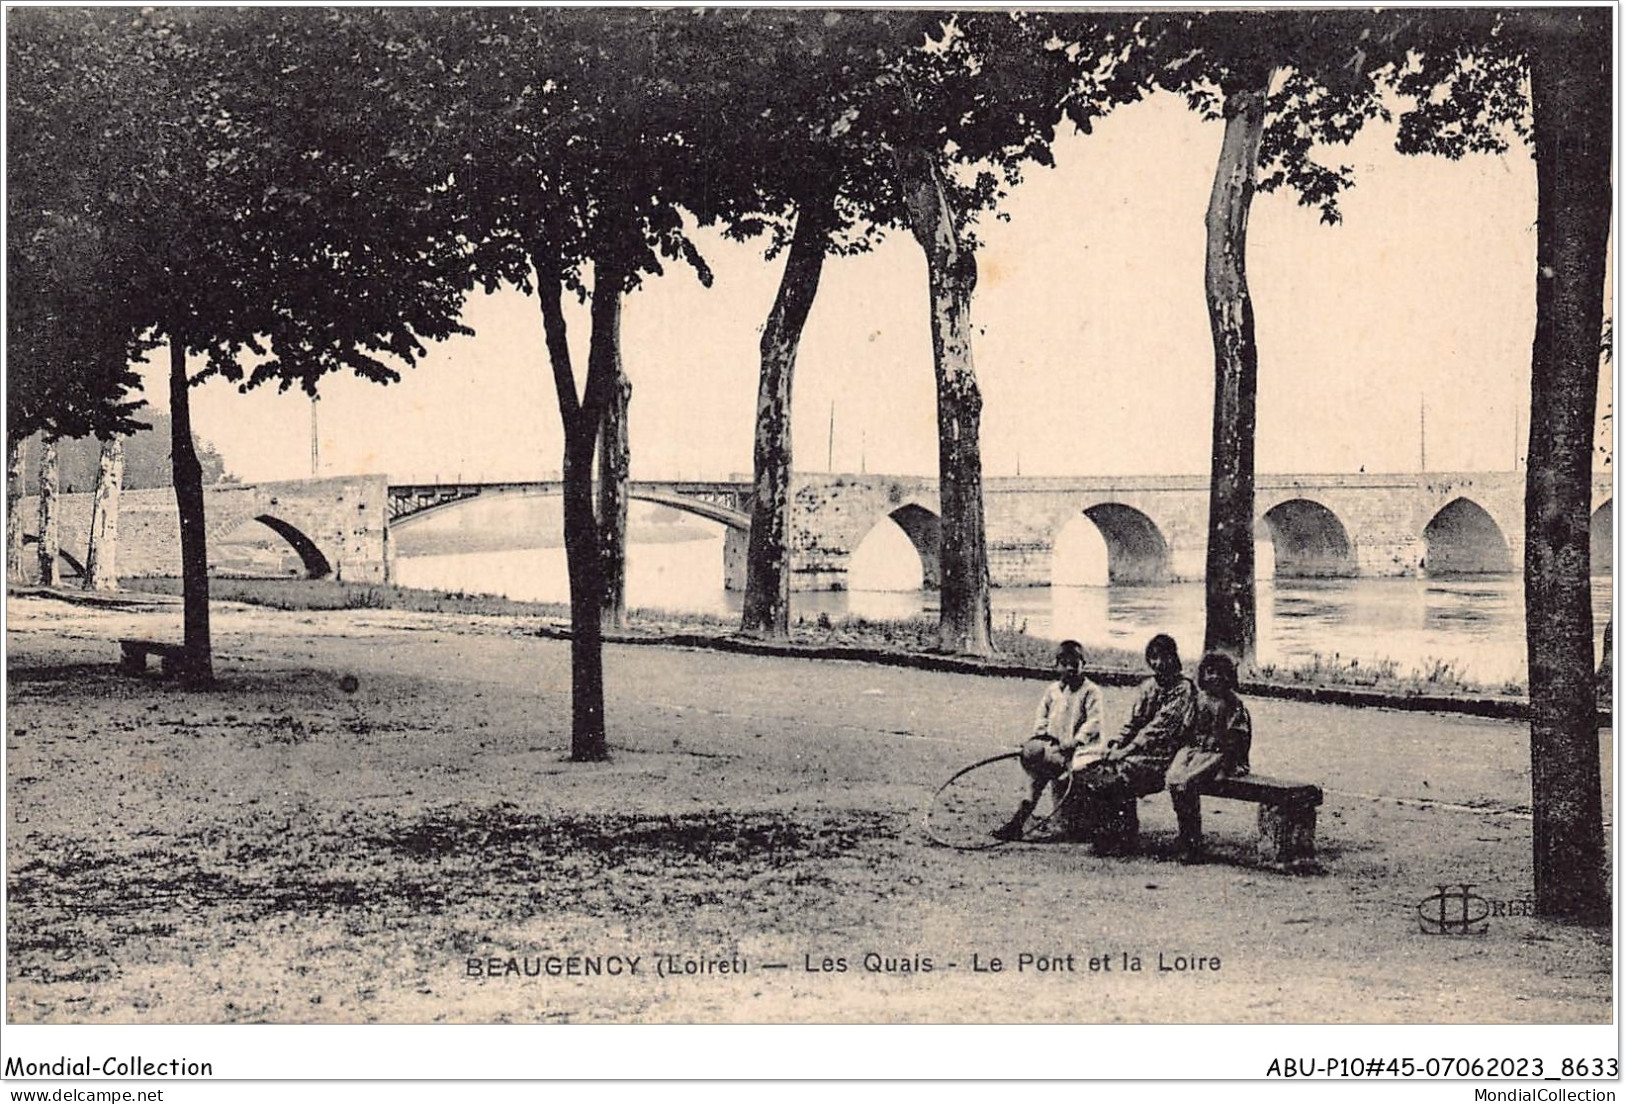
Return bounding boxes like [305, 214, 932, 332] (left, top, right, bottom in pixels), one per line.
[9, 8, 483, 409]
[7, 9, 153, 443]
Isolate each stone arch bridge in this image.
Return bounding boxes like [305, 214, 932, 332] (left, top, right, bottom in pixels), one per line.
[19, 475, 391, 584]
[784, 471, 1615, 590]
[21, 471, 1612, 590]
[387, 472, 1613, 590]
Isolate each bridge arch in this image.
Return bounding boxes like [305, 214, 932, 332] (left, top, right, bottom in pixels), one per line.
[628, 492, 750, 531]
[1051, 514, 1109, 586]
[1074, 503, 1170, 585]
[1259, 499, 1357, 578]
[1422, 498, 1512, 575]
[850, 504, 941, 590]
[391, 486, 749, 532]
[253, 515, 333, 579]
[21, 534, 86, 578]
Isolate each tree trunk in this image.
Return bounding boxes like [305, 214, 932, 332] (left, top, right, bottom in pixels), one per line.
[83, 436, 124, 591]
[563, 416, 609, 761]
[741, 189, 832, 638]
[893, 147, 994, 657]
[1201, 71, 1270, 669]
[36, 438, 60, 586]
[594, 290, 631, 632]
[7, 436, 26, 584]
[534, 249, 614, 762]
[169, 335, 212, 686]
[1524, 9, 1611, 924]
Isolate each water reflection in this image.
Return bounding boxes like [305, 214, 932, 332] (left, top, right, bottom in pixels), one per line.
[394, 534, 1612, 685]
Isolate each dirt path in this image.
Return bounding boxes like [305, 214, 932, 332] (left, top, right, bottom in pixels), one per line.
[4, 595, 1612, 1024]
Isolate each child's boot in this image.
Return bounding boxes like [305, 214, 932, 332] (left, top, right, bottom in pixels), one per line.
[992, 800, 1035, 841]
[1173, 790, 1203, 863]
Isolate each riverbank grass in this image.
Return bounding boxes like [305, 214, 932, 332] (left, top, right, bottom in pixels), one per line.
[1255, 651, 1522, 699]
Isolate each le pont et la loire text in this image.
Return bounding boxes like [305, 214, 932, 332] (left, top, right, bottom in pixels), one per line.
[465, 950, 1221, 979]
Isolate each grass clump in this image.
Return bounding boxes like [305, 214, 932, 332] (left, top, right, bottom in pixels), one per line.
[1255, 651, 1515, 698]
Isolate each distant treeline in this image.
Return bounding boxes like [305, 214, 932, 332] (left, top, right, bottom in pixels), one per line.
[21, 413, 231, 494]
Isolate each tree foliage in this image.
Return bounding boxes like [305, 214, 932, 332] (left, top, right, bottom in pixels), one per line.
[10, 9, 482, 423]
[7, 10, 152, 444]
[8, 9, 484, 680]
[20, 418, 230, 495]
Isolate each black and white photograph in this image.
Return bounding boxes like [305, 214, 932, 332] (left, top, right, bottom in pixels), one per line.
[2, 3, 1617, 1092]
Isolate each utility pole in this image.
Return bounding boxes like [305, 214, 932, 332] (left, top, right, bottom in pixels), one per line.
[827, 401, 835, 473]
[310, 395, 320, 478]
[1419, 396, 1427, 473]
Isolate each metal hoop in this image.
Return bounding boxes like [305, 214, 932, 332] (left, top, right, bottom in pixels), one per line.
[922, 750, 1075, 851]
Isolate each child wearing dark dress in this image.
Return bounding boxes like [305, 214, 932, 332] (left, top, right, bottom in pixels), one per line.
[1066, 633, 1196, 820]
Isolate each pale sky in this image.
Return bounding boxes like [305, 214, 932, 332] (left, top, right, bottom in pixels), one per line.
[138, 92, 1610, 486]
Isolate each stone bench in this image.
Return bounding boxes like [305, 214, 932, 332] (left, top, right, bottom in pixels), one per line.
[118, 638, 186, 677]
[1192, 774, 1323, 865]
[1089, 774, 1323, 866]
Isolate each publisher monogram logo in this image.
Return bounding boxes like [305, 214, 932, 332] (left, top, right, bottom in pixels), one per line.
[1417, 883, 1490, 935]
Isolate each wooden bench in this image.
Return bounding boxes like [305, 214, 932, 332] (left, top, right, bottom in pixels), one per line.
[1088, 774, 1323, 866]
[118, 639, 186, 677]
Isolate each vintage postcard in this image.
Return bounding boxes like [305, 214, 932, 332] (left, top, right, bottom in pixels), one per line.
[3, 4, 1616, 1091]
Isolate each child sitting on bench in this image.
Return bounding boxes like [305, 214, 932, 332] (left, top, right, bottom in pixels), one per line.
[1164, 651, 1252, 864]
[992, 640, 1105, 841]
[1063, 632, 1197, 851]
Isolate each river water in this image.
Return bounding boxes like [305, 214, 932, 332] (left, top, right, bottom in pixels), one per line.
[393, 529, 1614, 686]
